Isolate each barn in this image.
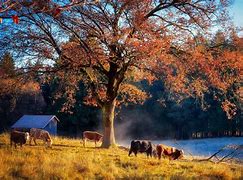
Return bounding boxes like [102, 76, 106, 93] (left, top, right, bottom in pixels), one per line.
[11, 115, 59, 135]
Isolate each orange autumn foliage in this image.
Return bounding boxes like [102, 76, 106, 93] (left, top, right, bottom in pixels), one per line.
[53, 0, 241, 120]
[0, 77, 40, 96]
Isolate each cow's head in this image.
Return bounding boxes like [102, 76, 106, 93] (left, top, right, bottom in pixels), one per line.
[172, 149, 184, 160]
[178, 150, 184, 159]
[25, 132, 30, 141]
[46, 139, 52, 147]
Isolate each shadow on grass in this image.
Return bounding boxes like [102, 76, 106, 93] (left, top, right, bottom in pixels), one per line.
[117, 145, 129, 151]
[27, 142, 83, 149]
[52, 144, 80, 148]
[83, 146, 103, 149]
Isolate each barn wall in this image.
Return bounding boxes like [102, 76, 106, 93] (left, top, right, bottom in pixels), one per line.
[44, 119, 57, 135]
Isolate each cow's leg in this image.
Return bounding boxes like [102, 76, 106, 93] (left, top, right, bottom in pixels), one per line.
[146, 152, 149, 158]
[168, 156, 172, 160]
[83, 138, 86, 147]
[29, 137, 32, 145]
[128, 149, 133, 156]
[33, 138, 37, 145]
[149, 151, 152, 158]
[14, 143, 17, 149]
[147, 147, 152, 158]
[146, 151, 152, 158]
[135, 151, 137, 157]
[157, 148, 162, 160]
[95, 140, 97, 147]
[43, 139, 46, 145]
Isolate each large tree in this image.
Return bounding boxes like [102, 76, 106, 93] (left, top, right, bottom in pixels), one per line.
[0, 0, 241, 147]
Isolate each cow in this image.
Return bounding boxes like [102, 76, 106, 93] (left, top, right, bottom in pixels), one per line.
[156, 144, 184, 160]
[128, 140, 156, 158]
[29, 128, 52, 147]
[10, 130, 29, 148]
[82, 131, 103, 147]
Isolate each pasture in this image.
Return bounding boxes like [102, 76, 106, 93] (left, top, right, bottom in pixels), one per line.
[0, 133, 242, 179]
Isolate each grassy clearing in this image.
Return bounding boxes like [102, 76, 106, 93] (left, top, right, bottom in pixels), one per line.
[0, 133, 242, 179]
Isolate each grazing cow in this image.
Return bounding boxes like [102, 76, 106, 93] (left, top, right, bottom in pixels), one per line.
[128, 140, 156, 158]
[82, 131, 103, 147]
[10, 130, 29, 148]
[29, 128, 52, 147]
[156, 144, 184, 160]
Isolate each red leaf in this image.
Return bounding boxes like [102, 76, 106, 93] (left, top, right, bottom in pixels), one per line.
[12, 15, 19, 24]
[53, 8, 61, 17]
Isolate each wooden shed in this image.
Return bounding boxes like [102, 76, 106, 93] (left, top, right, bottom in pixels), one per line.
[11, 115, 59, 135]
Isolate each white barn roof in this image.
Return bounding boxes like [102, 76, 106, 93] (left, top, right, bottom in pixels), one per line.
[11, 115, 59, 129]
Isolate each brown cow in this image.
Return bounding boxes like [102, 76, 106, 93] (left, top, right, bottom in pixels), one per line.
[10, 130, 29, 148]
[156, 144, 184, 160]
[82, 131, 103, 147]
[29, 128, 52, 147]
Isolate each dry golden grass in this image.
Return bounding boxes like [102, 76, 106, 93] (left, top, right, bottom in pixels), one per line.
[0, 132, 242, 179]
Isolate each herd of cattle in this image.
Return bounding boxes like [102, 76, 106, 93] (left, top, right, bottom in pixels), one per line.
[129, 140, 184, 160]
[9, 130, 184, 160]
[10, 128, 52, 148]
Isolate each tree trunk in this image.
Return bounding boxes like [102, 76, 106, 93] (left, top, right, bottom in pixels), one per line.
[101, 99, 116, 148]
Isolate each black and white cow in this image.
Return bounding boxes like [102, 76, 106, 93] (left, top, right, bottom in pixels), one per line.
[128, 140, 156, 158]
[10, 130, 29, 148]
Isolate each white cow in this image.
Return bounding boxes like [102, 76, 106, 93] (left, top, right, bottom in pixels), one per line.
[29, 128, 52, 147]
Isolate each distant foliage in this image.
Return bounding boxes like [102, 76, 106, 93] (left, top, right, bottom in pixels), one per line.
[0, 53, 45, 131]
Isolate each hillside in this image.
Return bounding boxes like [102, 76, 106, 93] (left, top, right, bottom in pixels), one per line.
[0, 133, 242, 179]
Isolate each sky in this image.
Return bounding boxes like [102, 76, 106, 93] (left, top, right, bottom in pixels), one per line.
[230, 0, 243, 28]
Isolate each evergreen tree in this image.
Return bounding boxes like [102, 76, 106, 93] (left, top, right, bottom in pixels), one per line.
[0, 53, 15, 77]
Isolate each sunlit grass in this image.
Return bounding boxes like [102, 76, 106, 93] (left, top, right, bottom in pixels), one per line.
[0, 132, 242, 179]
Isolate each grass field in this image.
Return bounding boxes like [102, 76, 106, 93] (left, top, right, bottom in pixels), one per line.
[0, 133, 242, 179]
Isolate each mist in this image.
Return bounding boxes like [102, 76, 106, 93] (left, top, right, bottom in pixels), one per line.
[114, 106, 161, 146]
